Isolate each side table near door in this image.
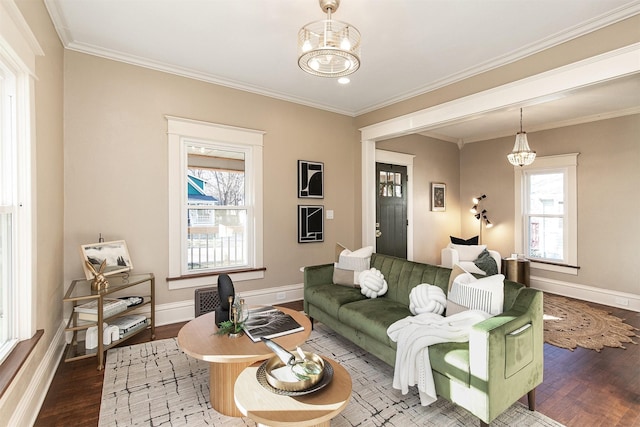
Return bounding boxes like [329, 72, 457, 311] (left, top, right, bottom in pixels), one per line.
[502, 258, 531, 287]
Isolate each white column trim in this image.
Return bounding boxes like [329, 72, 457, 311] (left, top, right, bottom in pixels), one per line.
[361, 139, 377, 248]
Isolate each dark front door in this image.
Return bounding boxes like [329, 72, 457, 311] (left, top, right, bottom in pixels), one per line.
[375, 162, 407, 258]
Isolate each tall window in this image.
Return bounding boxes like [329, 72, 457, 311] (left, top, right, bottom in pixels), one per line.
[0, 61, 17, 361]
[525, 171, 565, 261]
[0, 0, 39, 366]
[0, 58, 35, 362]
[515, 153, 578, 274]
[186, 145, 247, 272]
[167, 117, 264, 290]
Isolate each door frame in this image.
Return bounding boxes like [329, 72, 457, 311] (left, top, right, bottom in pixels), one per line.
[375, 149, 414, 260]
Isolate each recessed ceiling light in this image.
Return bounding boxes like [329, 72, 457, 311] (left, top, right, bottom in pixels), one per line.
[338, 77, 350, 84]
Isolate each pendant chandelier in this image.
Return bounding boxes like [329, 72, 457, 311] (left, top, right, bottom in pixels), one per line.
[298, 0, 361, 78]
[507, 108, 536, 167]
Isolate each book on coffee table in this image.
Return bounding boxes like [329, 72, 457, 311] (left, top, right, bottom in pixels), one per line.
[243, 306, 304, 343]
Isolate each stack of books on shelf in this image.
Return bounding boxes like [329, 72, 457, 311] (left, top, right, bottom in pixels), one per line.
[74, 298, 128, 321]
[110, 314, 148, 338]
[242, 306, 304, 343]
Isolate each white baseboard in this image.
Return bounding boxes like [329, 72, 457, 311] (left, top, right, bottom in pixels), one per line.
[531, 275, 640, 312]
[7, 320, 66, 427]
[156, 282, 305, 326]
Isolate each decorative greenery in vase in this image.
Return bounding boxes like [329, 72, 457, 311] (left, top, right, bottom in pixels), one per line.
[216, 319, 245, 336]
[216, 296, 247, 337]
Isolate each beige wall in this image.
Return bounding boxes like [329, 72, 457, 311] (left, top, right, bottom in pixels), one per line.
[63, 51, 360, 303]
[377, 135, 461, 265]
[0, 0, 64, 424]
[460, 114, 640, 295]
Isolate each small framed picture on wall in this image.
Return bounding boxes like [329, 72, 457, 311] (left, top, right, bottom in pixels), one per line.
[298, 205, 324, 243]
[298, 160, 324, 198]
[431, 183, 446, 211]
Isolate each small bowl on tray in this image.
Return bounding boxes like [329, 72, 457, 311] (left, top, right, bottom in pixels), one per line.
[256, 356, 333, 396]
[264, 351, 325, 392]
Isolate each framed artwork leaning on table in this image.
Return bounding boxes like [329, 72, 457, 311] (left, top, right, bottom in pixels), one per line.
[80, 239, 133, 279]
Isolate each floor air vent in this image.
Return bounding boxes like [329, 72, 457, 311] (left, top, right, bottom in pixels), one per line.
[194, 287, 221, 318]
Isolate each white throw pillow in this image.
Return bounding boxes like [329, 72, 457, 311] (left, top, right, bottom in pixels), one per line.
[333, 264, 361, 287]
[409, 284, 446, 315]
[358, 268, 388, 298]
[337, 245, 374, 271]
[333, 244, 374, 287]
[447, 273, 504, 316]
[449, 243, 487, 262]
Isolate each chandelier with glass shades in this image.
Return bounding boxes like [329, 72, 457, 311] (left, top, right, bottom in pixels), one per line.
[298, 0, 361, 78]
[507, 108, 536, 167]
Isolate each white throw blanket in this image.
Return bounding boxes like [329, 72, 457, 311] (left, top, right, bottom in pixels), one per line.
[387, 310, 492, 406]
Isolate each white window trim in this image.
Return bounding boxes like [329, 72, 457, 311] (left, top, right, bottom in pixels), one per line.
[514, 153, 579, 275]
[0, 0, 41, 356]
[167, 116, 264, 290]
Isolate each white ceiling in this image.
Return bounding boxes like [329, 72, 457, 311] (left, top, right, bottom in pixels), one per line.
[44, 0, 640, 142]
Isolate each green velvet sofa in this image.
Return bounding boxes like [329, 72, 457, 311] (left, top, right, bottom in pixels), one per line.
[303, 253, 543, 426]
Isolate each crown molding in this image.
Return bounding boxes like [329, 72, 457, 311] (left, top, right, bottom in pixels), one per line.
[354, 2, 640, 116]
[45, 0, 640, 117]
[62, 39, 356, 117]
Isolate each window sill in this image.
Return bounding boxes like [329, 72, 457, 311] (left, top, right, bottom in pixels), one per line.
[0, 329, 44, 400]
[167, 267, 266, 290]
[530, 260, 579, 275]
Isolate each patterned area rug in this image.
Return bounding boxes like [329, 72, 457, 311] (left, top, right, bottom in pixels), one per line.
[543, 293, 639, 352]
[100, 324, 563, 427]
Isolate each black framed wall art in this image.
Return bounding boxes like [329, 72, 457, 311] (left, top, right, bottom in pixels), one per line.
[298, 205, 324, 243]
[431, 182, 446, 211]
[298, 160, 324, 198]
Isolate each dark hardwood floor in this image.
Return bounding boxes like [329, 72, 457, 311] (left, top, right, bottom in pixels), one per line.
[35, 298, 639, 426]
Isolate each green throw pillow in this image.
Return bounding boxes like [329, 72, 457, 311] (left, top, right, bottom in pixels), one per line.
[474, 249, 498, 276]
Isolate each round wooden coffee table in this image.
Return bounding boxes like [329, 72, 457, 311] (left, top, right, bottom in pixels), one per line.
[177, 306, 311, 417]
[234, 356, 352, 427]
